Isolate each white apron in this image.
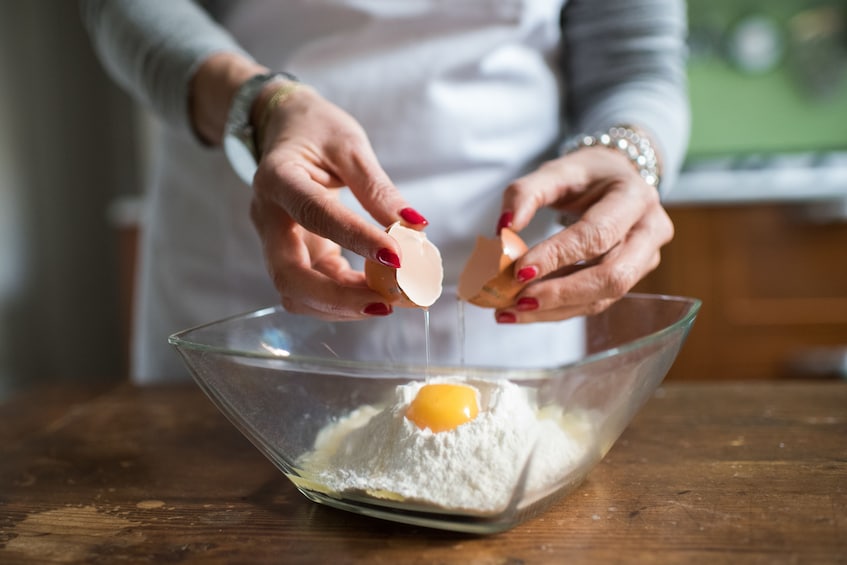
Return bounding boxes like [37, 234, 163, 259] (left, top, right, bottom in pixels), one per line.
[133, 0, 583, 383]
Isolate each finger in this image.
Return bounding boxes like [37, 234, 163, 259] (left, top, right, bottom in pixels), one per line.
[498, 206, 672, 323]
[331, 143, 429, 231]
[253, 201, 395, 319]
[277, 274, 395, 320]
[254, 159, 404, 268]
[515, 180, 658, 281]
[500, 250, 652, 323]
[495, 297, 618, 324]
[283, 301, 392, 320]
[500, 147, 641, 232]
[535, 221, 664, 308]
[261, 87, 428, 232]
[498, 158, 589, 233]
[272, 254, 395, 320]
[311, 250, 367, 287]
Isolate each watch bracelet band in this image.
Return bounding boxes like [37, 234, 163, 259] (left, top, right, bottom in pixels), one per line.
[223, 71, 298, 184]
[564, 125, 661, 189]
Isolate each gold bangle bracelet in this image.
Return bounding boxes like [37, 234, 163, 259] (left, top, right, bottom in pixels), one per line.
[255, 81, 302, 156]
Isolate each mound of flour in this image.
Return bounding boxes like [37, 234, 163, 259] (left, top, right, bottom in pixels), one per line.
[298, 378, 591, 513]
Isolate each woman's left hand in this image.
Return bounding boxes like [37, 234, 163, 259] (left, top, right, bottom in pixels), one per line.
[494, 145, 674, 323]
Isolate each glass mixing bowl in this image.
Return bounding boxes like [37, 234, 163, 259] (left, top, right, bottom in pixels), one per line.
[170, 292, 700, 534]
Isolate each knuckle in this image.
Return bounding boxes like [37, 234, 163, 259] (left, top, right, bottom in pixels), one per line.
[332, 130, 370, 161]
[585, 299, 613, 316]
[361, 175, 393, 201]
[535, 157, 569, 180]
[504, 172, 549, 203]
[537, 231, 587, 275]
[288, 192, 332, 237]
[584, 302, 604, 316]
[603, 263, 639, 297]
[659, 210, 675, 242]
[503, 178, 530, 202]
[271, 269, 291, 295]
[280, 296, 298, 313]
[581, 220, 619, 256]
[538, 239, 573, 274]
[648, 252, 662, 272]
[253, 159, 288, 194]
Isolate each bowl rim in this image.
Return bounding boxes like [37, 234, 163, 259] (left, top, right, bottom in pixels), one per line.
[168, 293, 701, 378]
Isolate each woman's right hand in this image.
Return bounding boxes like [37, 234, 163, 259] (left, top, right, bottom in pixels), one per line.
[249, 82, 428, 319]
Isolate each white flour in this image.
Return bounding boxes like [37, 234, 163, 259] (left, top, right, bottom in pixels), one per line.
[298, 378, 592, 513]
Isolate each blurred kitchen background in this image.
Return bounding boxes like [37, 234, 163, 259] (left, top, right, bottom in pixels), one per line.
[1, 0, 845, 398]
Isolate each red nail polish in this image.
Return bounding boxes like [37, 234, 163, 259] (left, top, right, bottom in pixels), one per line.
[516, 265, 538, 283]
[364, 303, 393, 316]
[399, 207, 428, 227]
[516, 297, 539, 311]
[496, 311, 517, 324]
[496, 211, 514, 235]
[377, 248, 401, 269]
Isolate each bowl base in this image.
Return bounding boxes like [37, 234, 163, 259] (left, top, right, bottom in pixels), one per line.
[295, 476, 587, 535]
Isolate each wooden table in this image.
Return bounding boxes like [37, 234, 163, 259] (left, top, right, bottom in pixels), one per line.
[1, 381, 845, 564]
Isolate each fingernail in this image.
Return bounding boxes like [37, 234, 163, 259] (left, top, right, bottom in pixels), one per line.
[496, 311, 517, 324]
[364, 303, 393, 316]
[516, 297, 539, 311]
[496, 211, 514, 235]
[516, 265, 538, 283]
[399, 207, 428, 227]
[377, 248, 401, 268]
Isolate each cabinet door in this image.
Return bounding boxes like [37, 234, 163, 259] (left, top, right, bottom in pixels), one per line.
[635, 204, 847, 380]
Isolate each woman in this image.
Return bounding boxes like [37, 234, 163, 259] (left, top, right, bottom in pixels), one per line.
[82, 0, 689, 383]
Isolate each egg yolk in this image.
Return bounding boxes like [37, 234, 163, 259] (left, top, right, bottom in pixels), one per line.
[405, 383, 479, 433]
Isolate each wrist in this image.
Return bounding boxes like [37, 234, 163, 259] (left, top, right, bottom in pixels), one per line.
[189, 52, 268, 146]
[222, 71, 300, 185]
[249, 77, 299, 130]
[250, 78, 305, 156]
[564, 125, 662, 189]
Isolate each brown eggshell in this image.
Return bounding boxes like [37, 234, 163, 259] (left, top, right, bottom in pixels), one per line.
[365, 222, 443, 309]
[457, 227, 529, 308]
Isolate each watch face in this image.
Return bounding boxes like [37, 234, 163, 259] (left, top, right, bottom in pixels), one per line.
[224, 133, 259, 185]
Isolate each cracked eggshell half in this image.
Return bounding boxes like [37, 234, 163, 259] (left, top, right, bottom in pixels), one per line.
[365, 222, 443, 308]
[457, 227, 529, 308]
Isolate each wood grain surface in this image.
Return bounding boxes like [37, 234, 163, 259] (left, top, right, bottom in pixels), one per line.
[634, 204, 847, 381]
[1, 381, 845, 564]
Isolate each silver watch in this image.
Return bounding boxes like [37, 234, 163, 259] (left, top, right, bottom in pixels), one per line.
[223, 71, 297, 185]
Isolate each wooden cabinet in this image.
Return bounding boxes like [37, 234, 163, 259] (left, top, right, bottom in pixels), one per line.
[635, 204, 847, 381]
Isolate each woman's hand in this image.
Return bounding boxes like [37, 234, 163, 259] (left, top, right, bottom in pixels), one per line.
[493, 145, 674, 323]
[250, 84, 428, 319]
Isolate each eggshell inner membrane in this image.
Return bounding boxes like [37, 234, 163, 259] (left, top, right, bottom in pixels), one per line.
[457, 237, 503, 301]
[499, 228, 529, 261]
[390, 223, 443, 308]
